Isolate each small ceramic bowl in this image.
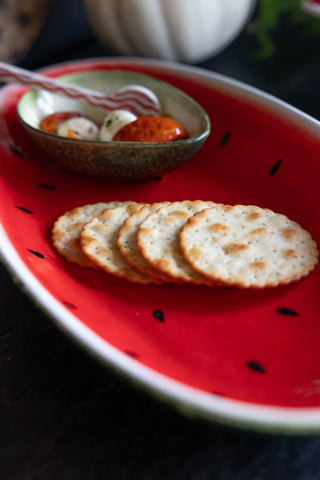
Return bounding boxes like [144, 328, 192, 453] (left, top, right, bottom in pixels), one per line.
[17, 70, 210, 179]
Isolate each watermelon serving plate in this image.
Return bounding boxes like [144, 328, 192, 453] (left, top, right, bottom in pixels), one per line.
[0, 57, 319, 434]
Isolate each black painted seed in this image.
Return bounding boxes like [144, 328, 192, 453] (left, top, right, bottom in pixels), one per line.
[63, 300, 77, 309]
[220, 130, 230, 146]
[27, 249, 45, 259]
[247, 361, 266, 374]
[154, 176, 162, 181]
[269, 158, 282, 176]
[38, 183, 56, 190]
[211, 391, 224, 398]
[10, 145, 25, 157]
[124, 350, 139, 359]
[153, 309, 165, 322]
[277, 307, 299, 316]
[16, 205, 33, 214]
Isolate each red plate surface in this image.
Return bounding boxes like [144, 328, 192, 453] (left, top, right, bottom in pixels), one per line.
[0, 58, 319, 433]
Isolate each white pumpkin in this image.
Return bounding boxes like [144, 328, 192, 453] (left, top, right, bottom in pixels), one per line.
[84, 0, 256, 63]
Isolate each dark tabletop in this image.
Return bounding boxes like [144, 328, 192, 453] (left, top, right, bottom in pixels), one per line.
[2, 1, 320, 478]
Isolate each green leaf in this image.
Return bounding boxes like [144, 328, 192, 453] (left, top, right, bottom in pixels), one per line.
[253, 0, 320, 59]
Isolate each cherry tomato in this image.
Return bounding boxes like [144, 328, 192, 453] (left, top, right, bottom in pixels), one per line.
[40, 112, 84, 134]
[112, 116, 189, 143]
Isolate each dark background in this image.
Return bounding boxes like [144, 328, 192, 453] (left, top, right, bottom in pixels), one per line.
[1, 0, 320, 478]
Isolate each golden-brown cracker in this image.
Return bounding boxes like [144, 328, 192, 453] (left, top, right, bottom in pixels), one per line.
[180, 204, 319, 288]
[79, 204, 161, 284]
[52, 201, 135, 268]
[118, 202, 174, 282]
[137, 200, 216, 284]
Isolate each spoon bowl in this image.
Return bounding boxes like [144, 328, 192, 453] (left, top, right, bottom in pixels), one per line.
[17, 70, 210, 179]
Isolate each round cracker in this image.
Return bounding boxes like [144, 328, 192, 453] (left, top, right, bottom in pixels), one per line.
[179, 204, 319, 288]
[52, 201, 135, 268]
[137, 200, 216, 285]
[80, 204, 161, 284]
[118, 202, 174, 282]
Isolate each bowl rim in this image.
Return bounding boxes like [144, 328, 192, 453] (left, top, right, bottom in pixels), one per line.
[16, 69, 211, 147]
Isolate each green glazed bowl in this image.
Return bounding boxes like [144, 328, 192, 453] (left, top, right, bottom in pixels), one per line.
[17, 70, 210, 179]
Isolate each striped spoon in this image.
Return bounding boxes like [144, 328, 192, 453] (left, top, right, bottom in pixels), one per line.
[0, 61, 161, 117]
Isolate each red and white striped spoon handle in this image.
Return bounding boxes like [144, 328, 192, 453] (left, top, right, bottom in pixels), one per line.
[0, 61, 161, 117]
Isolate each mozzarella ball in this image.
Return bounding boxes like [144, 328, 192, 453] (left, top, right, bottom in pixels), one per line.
[57, 117, 99, 140]
[99, 110, 137, 141]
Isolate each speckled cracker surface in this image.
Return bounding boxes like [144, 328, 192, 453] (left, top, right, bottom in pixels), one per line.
[52, 201, 135, 268]
[118, 202, 173, 282]
[179, 204, 319, 288]
[80, 204, 161, 284]
[137, 200, 216, 284]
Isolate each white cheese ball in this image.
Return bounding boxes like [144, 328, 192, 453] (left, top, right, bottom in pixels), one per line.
[99, 110, 137, 141]
[57, 117, 99, 140]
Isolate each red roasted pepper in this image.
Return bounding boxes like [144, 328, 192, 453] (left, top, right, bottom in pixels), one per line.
[112, 116, 189, 143]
